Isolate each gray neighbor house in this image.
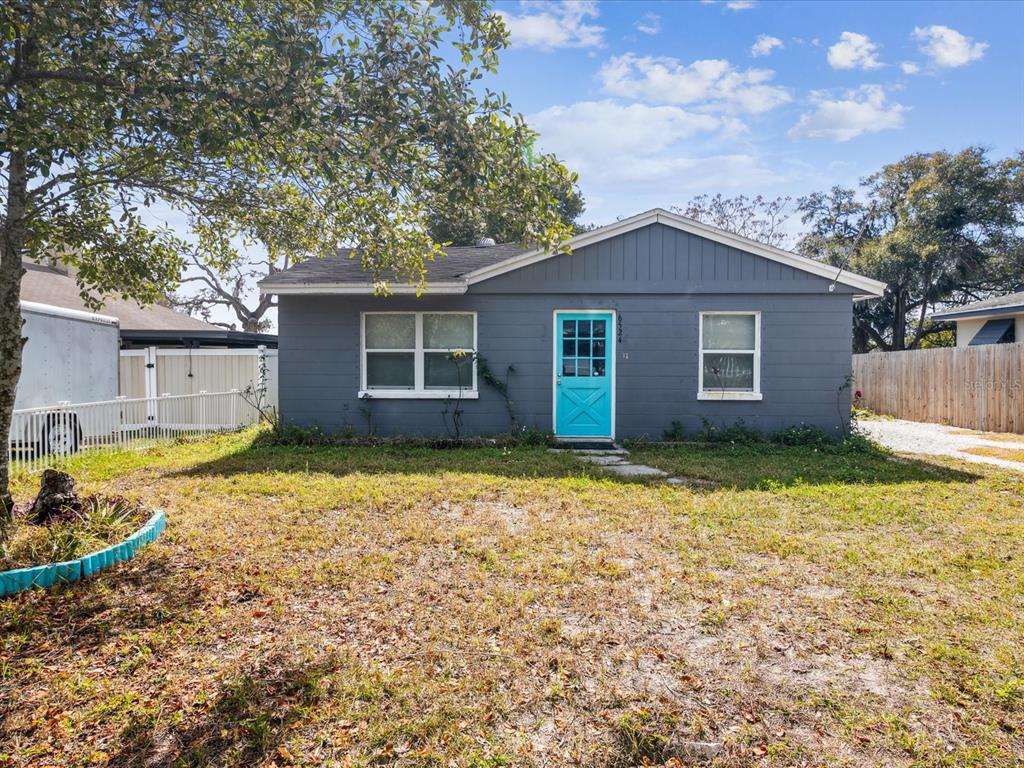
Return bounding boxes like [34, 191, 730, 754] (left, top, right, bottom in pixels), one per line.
[260, 208, 886, 441]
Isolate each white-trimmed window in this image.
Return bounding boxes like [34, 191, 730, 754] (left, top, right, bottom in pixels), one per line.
[360, 312, 477, 398]
[698, 312, 762, 401]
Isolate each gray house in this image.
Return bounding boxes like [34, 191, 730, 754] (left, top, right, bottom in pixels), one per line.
[260, 209, 885, 440]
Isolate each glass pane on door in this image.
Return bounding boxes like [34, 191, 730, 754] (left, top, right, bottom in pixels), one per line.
[560, 316, 608, 378]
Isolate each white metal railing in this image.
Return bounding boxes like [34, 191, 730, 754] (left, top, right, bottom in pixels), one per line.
[8, 390, 260, 473]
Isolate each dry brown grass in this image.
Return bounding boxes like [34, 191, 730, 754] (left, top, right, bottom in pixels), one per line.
[1, 432, 1021, 767]
[963, 445, 1024, 463]
[947, 428, 1024, 445]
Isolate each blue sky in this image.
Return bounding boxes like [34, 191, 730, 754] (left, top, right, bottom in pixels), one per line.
[166, 0, 1021, 328]
[489, 0, 1023, 229]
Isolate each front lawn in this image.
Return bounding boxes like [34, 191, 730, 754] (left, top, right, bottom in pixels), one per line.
[1, 432, 1021, 767]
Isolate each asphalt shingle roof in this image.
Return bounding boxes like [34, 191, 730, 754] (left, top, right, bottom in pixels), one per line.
[21, 263, 217, 331]
[260, 243, 528, 287]
[931, 291, 1024, 319]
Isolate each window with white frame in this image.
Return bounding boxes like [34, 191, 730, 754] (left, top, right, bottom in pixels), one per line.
[699, 312, 761, 400]
[361, 312, 477, 397]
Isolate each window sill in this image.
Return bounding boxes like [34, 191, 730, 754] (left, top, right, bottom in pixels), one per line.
[358, 390, 479, 400]
[697, 391, 763, 401]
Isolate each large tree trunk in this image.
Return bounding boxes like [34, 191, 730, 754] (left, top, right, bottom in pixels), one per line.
[891, 290, 907, 351]
[0, 148, 29, 536]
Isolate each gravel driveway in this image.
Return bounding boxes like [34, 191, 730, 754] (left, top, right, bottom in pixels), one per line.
[860, 418, 1024, 473]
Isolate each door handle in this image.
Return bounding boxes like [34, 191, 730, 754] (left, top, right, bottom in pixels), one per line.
[556, 378, 562, 386]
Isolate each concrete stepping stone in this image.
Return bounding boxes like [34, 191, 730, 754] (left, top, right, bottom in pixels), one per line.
[569, 447, 672, 480]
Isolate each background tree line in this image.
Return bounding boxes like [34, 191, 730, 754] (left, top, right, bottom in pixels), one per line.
[675, 147, 1022, 353]
[179, 146, 1022, 351]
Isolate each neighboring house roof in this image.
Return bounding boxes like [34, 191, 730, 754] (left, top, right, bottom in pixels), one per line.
[21, 262, 216, 332]
[930, 291, 1024, 321]
[259, 208, 887, 298]
[119, 328, 279, 349]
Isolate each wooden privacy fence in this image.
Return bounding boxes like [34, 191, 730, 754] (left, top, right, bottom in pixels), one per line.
[853, 343, 1024, 433]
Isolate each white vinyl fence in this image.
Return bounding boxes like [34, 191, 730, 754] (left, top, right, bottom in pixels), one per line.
[119, 346, 278, 407]
[8, 390, 262, 474]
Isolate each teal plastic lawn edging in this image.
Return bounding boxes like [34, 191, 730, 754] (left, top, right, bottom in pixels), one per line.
[0, 509, 166, 598]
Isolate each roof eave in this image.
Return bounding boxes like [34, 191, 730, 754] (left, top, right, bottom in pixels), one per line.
[259, 281, 467, 296]
[930, 304, 1024, 322]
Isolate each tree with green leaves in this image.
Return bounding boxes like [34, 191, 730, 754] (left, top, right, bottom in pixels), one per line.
[175, 172, 586, 331]
[0, 0, 576, 535]
[427, 173, 586, 245]
[171, 184, 332, 332]
[797, 148, 1023, 352]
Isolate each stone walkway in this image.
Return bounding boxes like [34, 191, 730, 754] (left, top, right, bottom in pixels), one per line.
[553, 446, 693, 485]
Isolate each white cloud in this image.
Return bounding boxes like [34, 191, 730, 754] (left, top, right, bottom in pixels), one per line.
[789, 85, 908, 142]
[751, 35, 784, 57]
[700, 0, 758, 10]
[913, 25, 987, 68]
[529, 99, 781, 219]
[529, 101, 739, 161]
[498, 1, 604, 51]
[635, 12, 661, 35]
[827, 32, 883, 70]
[598, 53, 791, 114]
[900, 61, 921, 75]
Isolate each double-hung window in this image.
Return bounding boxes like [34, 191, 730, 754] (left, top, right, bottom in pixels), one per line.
[361, 312, 477, 398]
[698, 312, 762, 400]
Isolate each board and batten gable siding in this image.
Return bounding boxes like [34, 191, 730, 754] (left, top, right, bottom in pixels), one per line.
[473, 223, 855, 295]
[277, 223, 856, 438]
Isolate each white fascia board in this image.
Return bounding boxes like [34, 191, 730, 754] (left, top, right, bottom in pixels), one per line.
[20, 300, 120, 327]
[930, 306, 1024, 322]
[259, 281, 467, 296]
[463, 208, 888, 298]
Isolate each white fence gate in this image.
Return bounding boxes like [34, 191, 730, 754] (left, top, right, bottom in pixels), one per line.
[119, 346, 278, 408]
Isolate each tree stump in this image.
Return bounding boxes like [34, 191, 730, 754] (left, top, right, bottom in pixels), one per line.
[30, 469, 80, 524]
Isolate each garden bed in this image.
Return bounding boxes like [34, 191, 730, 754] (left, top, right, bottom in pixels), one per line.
[0, 495, 165, 596]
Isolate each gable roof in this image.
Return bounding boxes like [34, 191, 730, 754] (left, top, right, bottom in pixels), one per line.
[260, 208, 887, 298]
[930, 291, 1024, 321]
[22, 263, 217, 332]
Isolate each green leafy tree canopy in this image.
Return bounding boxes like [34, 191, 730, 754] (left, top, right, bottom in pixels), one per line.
[797, 147, 1023, 352]
[0, 0, 577, 526]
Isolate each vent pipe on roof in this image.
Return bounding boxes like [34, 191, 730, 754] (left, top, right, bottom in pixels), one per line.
[475, 237, 496, 247]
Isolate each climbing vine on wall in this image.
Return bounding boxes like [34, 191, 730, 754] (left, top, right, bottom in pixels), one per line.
[476, 356, 517, 430]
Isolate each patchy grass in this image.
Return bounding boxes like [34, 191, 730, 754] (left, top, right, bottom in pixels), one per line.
[626, 440, 931, 489]
[964, 446, 1024, 464]
[1, 430, 1022, 767]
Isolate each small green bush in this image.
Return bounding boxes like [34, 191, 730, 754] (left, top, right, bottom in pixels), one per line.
[662, 420, 686, 441]
[772, 423, 831, 447]
[519, 426, 555, 447]
[697, 418, 764, 444]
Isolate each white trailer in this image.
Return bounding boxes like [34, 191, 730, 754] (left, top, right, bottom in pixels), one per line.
[9, 301, 120, 456]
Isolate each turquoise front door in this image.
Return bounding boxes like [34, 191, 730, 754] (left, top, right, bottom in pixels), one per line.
[555, 311, 614, 438]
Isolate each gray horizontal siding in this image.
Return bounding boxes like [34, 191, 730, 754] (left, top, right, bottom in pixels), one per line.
[277, 223, 856, 439]
[278, 292, 854, 439]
